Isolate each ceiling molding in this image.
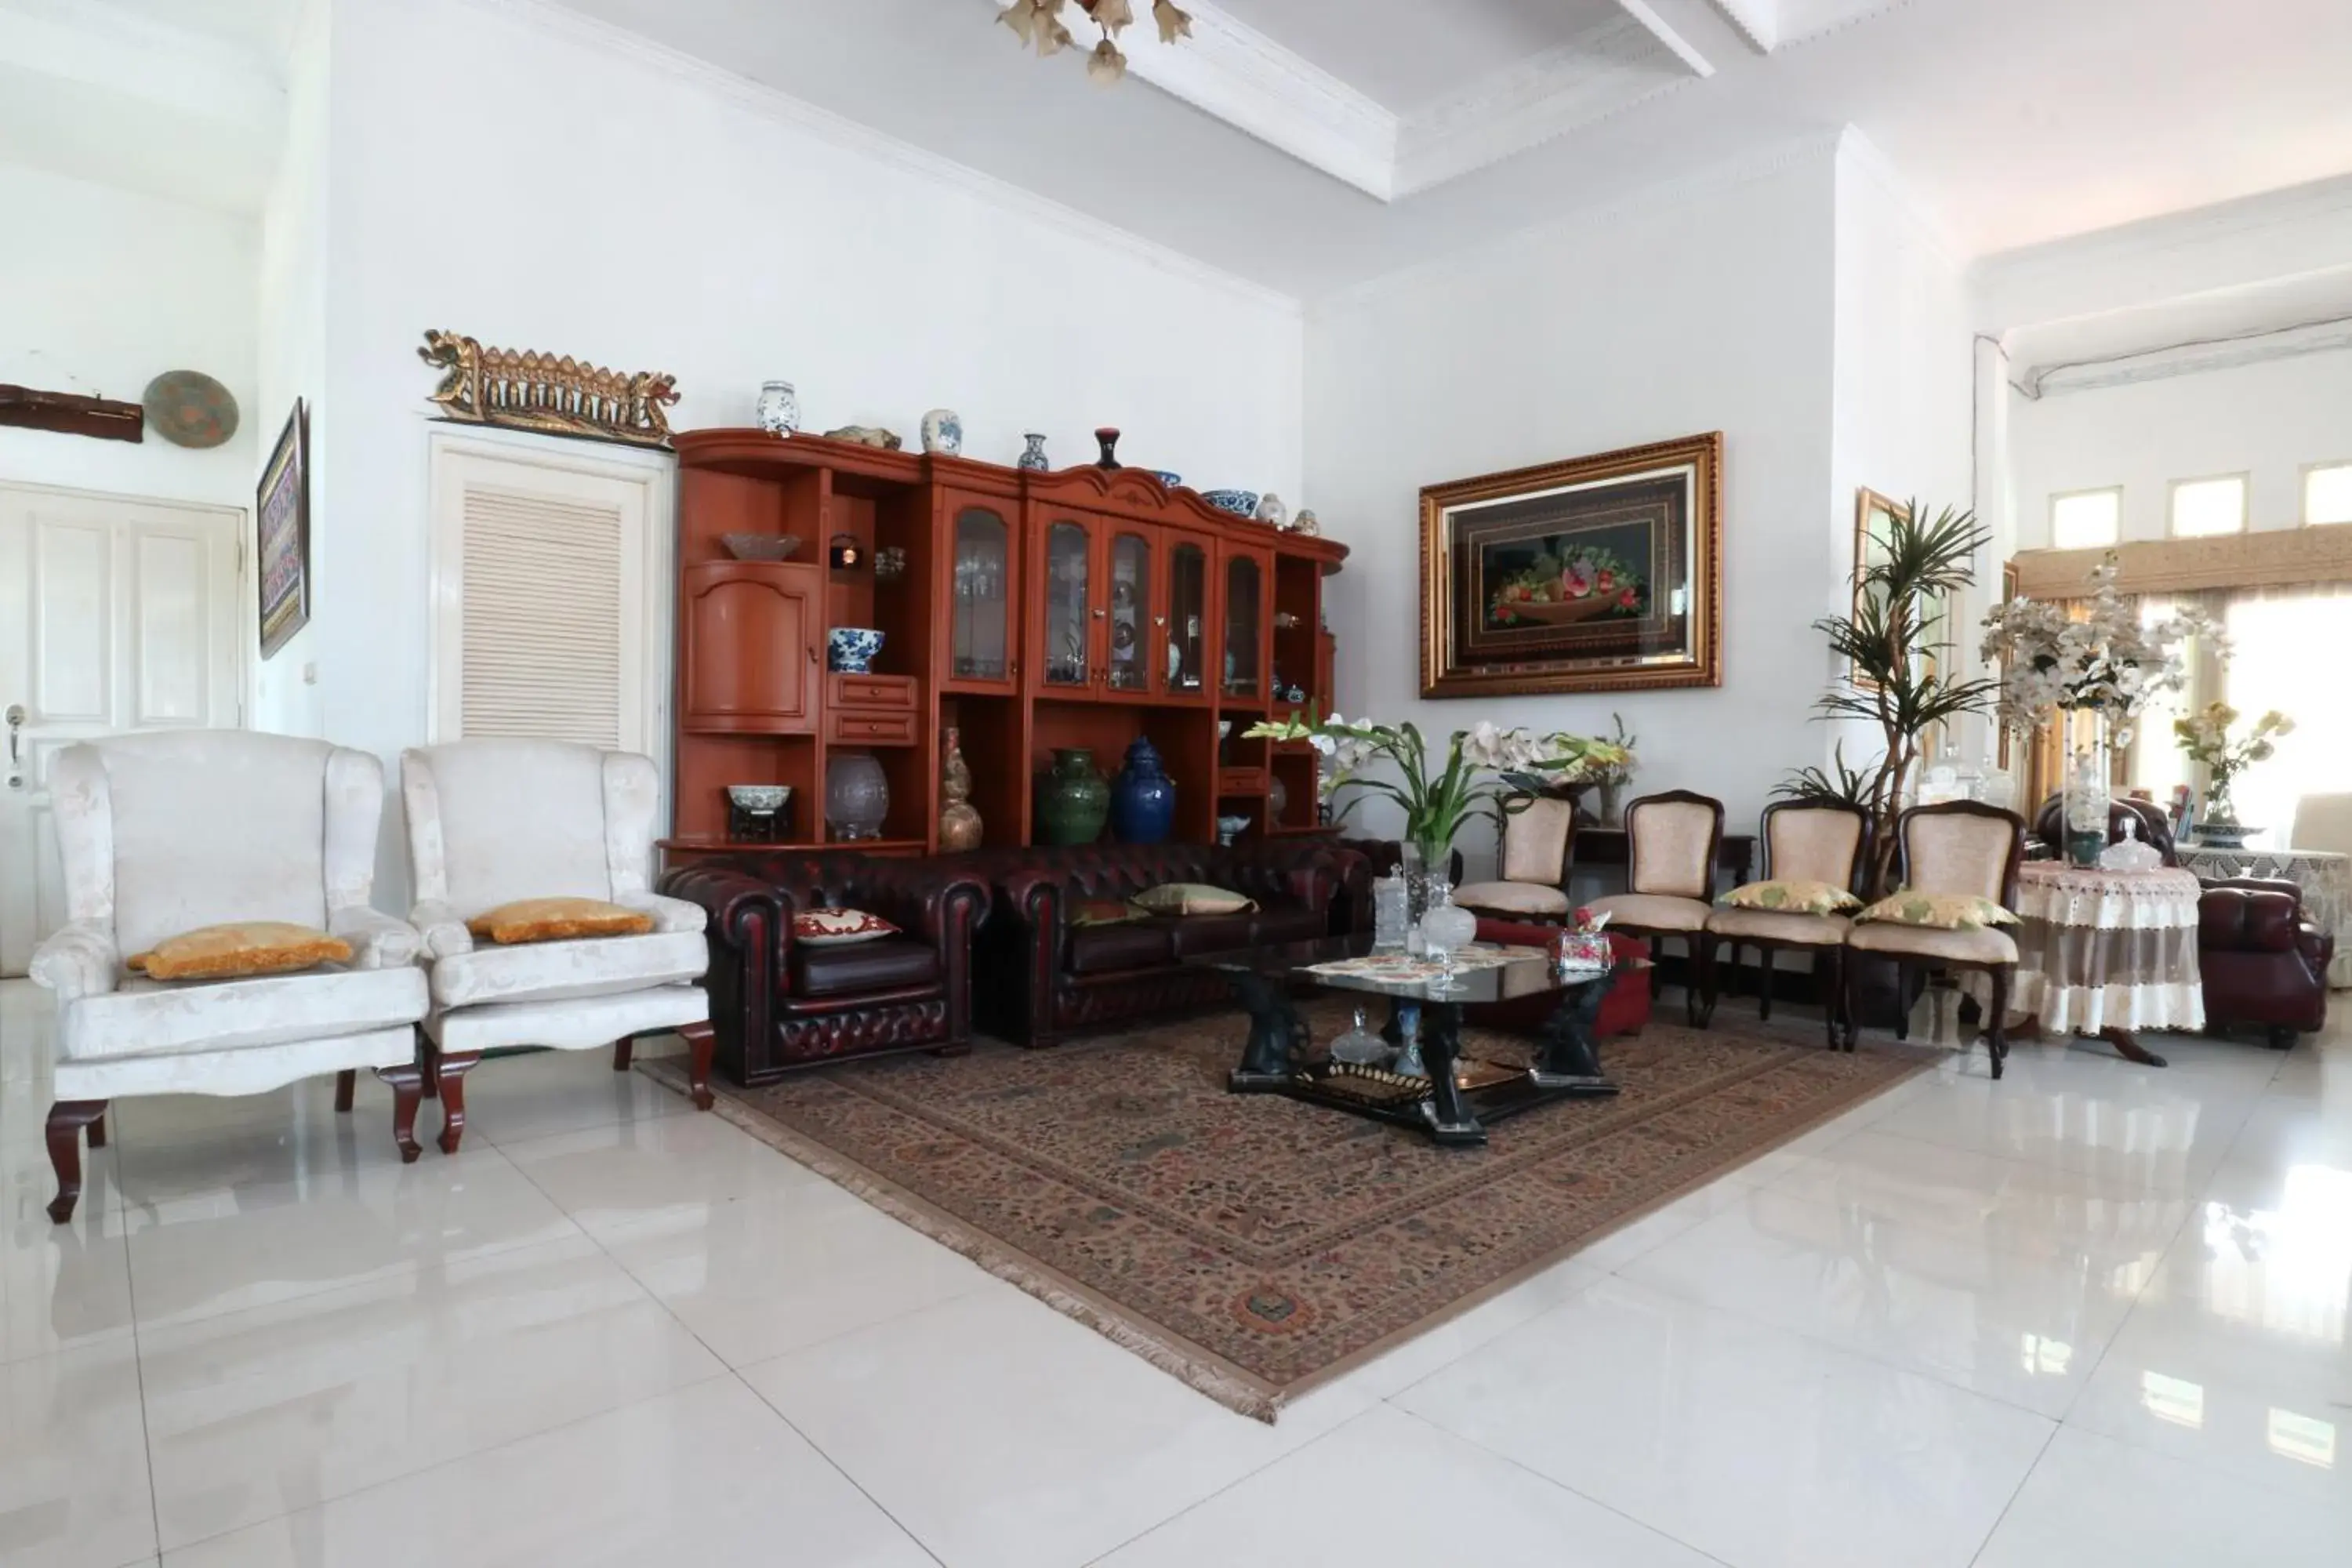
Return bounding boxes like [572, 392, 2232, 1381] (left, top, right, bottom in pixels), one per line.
[1705, 0, 1782, 52]
[0, 0, 283, 132]
[1114, 2, 1704, 204]
[462, 0, 1304, 316]
[2020, 317, 2352, 399]
[1120, 4, 1396, 201]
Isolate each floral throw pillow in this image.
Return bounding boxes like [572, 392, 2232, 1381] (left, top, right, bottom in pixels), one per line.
[1719, 879, 1860, 916]
[1853, 891, 2018, 931]
[792, 908, 900, 946]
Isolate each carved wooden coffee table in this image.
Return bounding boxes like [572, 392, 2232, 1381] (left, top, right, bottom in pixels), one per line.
[1186, 932, 1624, 1147]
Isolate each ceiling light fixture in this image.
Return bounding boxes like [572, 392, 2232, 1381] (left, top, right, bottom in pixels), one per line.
[997, 0, 1192, 86]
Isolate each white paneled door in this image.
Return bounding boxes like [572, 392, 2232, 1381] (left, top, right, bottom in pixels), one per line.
[0, 485, 243, 975]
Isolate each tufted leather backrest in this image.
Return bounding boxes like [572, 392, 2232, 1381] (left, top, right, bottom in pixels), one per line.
[2029, 794, 2178, 866]
[2198, 884, 2299, 953]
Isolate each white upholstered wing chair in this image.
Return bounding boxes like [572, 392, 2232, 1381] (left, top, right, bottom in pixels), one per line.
[400, 739, 713, 1152]
[30, 731, 431, 1221]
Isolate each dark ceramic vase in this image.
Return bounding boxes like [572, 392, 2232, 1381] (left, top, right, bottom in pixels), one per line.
[1109, 736, 1177, 845]
[1039, 746, 1110, 845]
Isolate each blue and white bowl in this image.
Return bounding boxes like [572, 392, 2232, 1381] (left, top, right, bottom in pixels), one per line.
[1145, 470, 1181, 489]
[1201, 488, 1259, 517]
[828, 627, 884, 673]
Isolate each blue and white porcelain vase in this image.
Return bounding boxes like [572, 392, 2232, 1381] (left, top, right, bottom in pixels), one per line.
[827, 627, 884, 673]
[755, 380, 798, 436]
[1109, 735, 1177, 845]
[921, 408, 963, 456]
[1018, 432, 1049, 471]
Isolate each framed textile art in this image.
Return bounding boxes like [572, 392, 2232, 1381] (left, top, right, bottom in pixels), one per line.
[1419, 431, 1722, 697]
[256, 401, 310, 659]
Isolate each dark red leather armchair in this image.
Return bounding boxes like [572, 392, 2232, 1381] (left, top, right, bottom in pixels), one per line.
[976, 840, 1363, 1047]
[660, 851, 991, 1083]
[2031, 797, 2331, 1045]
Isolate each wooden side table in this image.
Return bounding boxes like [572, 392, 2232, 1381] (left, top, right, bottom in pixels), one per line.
[2009, 862, 2204, 1069]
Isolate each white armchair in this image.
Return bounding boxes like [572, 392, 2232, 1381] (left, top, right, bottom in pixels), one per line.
[400, 739, 712, 1152]
[31, 731, 431, 1221]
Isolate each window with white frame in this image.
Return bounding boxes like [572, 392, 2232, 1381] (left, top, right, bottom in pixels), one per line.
[2305, 463, 2352, 526]
[2169, 474, 2247, 539]
[2050, 488, 2122, 550]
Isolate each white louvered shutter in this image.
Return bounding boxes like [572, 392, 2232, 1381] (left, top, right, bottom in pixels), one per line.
[459, 488, 623, 746]
[430, 442, 656, 753]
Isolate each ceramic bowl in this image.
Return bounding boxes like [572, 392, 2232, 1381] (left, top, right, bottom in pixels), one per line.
[1200, 488, 1259, 517]
[726, 784, 791, 813]
[1145, 470, 1181, 488]
[828, 626, 885, 673]
[721, 532, 803, 561]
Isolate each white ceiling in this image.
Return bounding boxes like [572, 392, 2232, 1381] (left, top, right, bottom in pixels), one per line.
[4, 0, 2350, 304]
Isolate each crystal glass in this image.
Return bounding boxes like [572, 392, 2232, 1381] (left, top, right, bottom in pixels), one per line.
[1392, 1003, 1425, 1078]
[1418, 883, 1479, 991]
[2061, 708, 2112, 866]
[1108, 529, 1150, 693]
[1167, 543, 1206, 691]
[1330, 1007, 1385, 1065]
[1044, 520, 1091, 687]
[951, 508, 1009, 681]
[825, 753, 889, 840]
[1370, 874, 1410, 948]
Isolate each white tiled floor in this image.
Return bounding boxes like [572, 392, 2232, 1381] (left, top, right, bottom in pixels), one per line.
[3, 976, 2347, 1567]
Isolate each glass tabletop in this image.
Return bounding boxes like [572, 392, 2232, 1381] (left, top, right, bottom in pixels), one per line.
[1181, 930, 1614, 1004]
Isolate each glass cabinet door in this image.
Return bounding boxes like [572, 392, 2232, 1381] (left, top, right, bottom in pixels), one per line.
[1167, 539, 1207, 695]
[1223, 553, 1263, 698]
[950, 506, 1011, 683]
[1107, 528, 1152, 694]
[1042, 520, 1093, 688]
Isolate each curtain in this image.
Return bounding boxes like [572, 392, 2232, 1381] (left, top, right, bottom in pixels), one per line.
[2219, 583, 2352, 844]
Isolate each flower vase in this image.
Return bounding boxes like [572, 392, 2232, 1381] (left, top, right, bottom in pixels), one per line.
[1399, 837, 1449, 956]
[2061, 709, 2113, 867]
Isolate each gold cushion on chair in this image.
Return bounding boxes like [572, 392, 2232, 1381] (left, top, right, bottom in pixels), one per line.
[1719, 878, 1860, 916]
[126, 921, 352, 982]
[1846, 921, 2018, 964]
[466, 898, 655, 946]
[1853, 891, 2017, 931]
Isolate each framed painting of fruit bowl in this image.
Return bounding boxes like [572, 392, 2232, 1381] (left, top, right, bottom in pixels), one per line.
[1419, 431, 1722, 697]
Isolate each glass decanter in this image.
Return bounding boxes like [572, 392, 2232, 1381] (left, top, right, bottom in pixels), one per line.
[1330, 1006, 1386, 1066]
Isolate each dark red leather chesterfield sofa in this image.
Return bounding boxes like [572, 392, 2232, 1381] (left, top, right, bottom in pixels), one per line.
[2031, 797, 2332, 1046]
[975, 840, 1370, 1047]
[660, 851, 991, 1083]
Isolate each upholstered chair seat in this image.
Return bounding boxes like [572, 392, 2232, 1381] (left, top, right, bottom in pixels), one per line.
[401, 739, 713, 1149]
[1700, 801, 1869, 1047]
[1841, 802, 2025, 1076]
[1457, 797, 1577, 922]
[29, 731, 431, 1221]
[1584, 790, 1726, 1025]
[1585, 891, 1711, 931]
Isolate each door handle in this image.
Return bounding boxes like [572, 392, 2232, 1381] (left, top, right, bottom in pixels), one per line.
[5, 704, 21, 764]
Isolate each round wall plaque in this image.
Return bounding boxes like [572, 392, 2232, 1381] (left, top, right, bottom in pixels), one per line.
[142, 370, 241, 449]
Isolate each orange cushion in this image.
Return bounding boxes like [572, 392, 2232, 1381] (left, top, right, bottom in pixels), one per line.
[126, 921, 352, 982]
[466, 897, 654, 946]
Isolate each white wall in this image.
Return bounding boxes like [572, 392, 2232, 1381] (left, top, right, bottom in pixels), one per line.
[0, 164, 260, 507]
[1828, 133, 1980, 762]
[303, 0, 1305, 900]
[1304, 141, 1841, 858]
[2009, 349, 2352, 549]
[251, 0, 332, 738]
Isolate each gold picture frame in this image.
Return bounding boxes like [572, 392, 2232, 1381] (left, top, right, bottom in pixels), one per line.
[1419, 432, 1723, 698]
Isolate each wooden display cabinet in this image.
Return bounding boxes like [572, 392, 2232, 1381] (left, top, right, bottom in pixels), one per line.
[662, 430, 1346, 866]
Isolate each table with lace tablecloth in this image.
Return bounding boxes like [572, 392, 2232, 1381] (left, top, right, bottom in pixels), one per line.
[2176, 844, 2352, 988]
[2009, 862, 2203, 1069]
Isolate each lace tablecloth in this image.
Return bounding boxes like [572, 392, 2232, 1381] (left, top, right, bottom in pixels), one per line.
[2176, 844, 2352, 988]
[2012, 863, 2205, 1034]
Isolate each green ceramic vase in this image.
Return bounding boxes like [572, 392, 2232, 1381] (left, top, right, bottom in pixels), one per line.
[1040, 746, 1110, 845]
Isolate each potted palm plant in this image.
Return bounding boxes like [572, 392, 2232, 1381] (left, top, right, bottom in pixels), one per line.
[1780, 502, 1999, 900]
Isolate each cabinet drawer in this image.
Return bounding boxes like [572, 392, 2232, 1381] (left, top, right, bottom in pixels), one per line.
[826, 673, 918, 711]
[826, 709, 919, 746]
[1217, 768, 1270, 796]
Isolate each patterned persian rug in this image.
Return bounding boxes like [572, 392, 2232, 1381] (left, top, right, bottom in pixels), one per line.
[644, 1002, 1925, 1419]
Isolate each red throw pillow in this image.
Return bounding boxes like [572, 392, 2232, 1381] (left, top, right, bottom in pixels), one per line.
[792, 908, 899, 946]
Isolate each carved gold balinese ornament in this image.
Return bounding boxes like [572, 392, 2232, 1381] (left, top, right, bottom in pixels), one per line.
[997, 0, 1189, 85]
[418, 330, 679, 448]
